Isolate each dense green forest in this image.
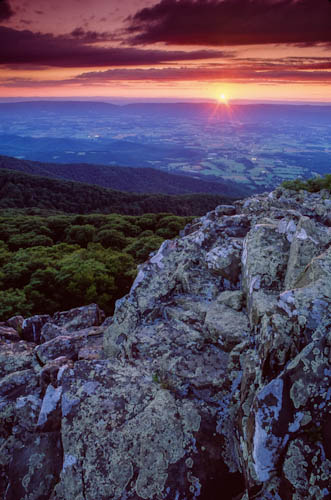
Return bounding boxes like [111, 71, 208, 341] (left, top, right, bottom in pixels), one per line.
[0, 165, 235, 321]
[0, 169, 233, 216]
[282, 173, 331, 193]
[0, 211, 194, 320]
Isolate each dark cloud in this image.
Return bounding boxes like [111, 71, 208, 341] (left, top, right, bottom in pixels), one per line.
[0, 26, 230, 68]
[70, 27, 113, 43]
[0, 0, 13, 21]
[75, 57, 331, 85]
[128, 0, 331, 46]
[234, 56, 331, 72]
[2, 57, 331, 88]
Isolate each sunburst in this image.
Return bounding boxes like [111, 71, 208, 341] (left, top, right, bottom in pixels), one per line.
[218, 93, 228, 104]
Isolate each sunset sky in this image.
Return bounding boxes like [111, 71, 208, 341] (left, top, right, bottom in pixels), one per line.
[0, 0, 330, 102]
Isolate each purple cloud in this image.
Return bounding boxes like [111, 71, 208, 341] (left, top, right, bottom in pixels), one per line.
[75, 57, 331, 84]
[0, 26, 231, 68]
[2, 57, 331, 88]
[0, 0, 13, 21]
[127, 0, 331, 46]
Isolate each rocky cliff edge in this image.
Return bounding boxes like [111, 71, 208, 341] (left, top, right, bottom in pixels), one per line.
[0, 186, 330, 500]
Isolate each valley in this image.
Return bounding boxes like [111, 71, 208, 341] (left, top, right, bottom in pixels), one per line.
[1, 101, 330, 193]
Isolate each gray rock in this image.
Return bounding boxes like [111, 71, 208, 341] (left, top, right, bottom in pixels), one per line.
[284, 216, 331, 289]
[0, 326, 20, 342]
[39, 357, 74, 390]
[55, 360, 243, 500]
[1, 187, 330, 500]
[5, 432, 62, 500]
[37, 383, 62, 430]
[0, 339, 36, 379]
[35, 327, 103, 365]
[21, 315, 51, 343]
[6, 315, 24, 332]
[216, 290, 244, 311]
[204, 302, 250, 351]
[40, 323, 68, 344]
[51, 303, 105, 332]
[205, 239, 243, 283]
[0, 369, 41, 438]
[215, 204, 237, 216]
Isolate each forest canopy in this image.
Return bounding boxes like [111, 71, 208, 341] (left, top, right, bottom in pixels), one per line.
[0, 211, 194, 320]
[0, 169, 232, 216]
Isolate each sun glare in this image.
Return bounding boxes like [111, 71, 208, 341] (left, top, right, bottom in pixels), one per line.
[218, 93, 228, 104]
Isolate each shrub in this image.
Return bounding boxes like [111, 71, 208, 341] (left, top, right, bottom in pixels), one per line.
[282, 174, 331, 193]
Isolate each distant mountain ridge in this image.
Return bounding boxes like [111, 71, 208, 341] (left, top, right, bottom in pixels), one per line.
[1, 100, 331, 120]
[0, 154, 248, 197]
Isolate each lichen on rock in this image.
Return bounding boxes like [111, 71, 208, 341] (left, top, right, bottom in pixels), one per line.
[0, 187, 330, 499]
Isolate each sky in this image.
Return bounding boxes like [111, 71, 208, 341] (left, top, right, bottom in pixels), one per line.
[0, 0, 331, 102]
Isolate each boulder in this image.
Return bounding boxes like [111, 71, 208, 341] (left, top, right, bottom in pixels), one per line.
[39, 357, 74, 390]
[40, 323, 68, 344]
[50, 303, 105, 332]
[216, 290, 244, 311]
[39, 304, 106, 344]
[37, 383, 63, 431]
[5, 432, 62, 500]
[243, 329, 331, 495]
[6, 315, 24, 332]
[0, 369, 41, 439]
[214, 204, 237, 216]
[205, 239, 243, 283]
[55, 360, 244, 500]
[0, 339, 36, 379]
[204, 302, 250, 351]
[21, 315, 51, 343]
[284, 215, 331, 289]
[0, 326, 20, 342]
[35, 327, 103, 365]
[0, 368, 43, 499]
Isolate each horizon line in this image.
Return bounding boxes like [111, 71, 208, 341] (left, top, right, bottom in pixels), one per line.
[1, 96, 331, 106]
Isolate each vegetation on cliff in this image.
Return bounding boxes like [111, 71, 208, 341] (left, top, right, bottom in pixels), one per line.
[282, 173, 331, 193]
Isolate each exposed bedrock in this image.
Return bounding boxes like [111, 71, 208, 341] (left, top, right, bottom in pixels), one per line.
[0, 187, 330, 499]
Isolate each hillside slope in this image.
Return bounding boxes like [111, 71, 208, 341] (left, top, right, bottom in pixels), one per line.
[0, 154, 249, 197]
[0, 168, 232, 215]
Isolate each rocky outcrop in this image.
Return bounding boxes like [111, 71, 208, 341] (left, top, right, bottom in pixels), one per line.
[0, 188, 330, 499]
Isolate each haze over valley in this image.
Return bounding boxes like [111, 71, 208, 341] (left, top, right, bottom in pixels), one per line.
[0, 100, 330, 195]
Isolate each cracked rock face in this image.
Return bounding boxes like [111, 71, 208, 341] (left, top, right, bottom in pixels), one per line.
[0, 187, 330, 499]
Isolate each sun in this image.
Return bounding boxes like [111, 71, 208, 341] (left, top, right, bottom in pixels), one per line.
[218, 93, 229, 104]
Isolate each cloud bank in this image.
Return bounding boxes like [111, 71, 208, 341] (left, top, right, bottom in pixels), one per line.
[128, 0, 331, 46]
[0, 26, 229, 67]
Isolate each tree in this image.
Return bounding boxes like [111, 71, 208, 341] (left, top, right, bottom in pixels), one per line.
[8, 232, 53, 250]
[65, 224, 96, 247]
[0, 289, 32, 319]
[95, 229, 127, 250]
[125, 235, 164, 262]
[55, 250, 117, 313]
[0, 240, 11, 266]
